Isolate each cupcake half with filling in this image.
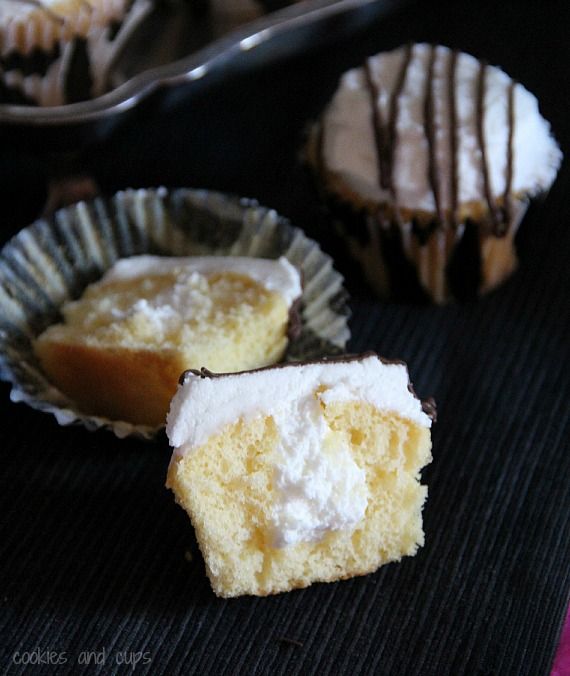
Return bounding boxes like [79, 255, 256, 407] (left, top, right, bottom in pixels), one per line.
[308, 43, 562, 303]
[0, 0, 154, 106]
[33, 255, 302, 427]
[166, 353, 435, 597]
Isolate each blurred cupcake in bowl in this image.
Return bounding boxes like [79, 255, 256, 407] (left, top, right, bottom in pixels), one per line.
[0, 0, 154, 106]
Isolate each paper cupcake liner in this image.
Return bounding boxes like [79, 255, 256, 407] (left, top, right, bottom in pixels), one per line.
[0, 0, 153, 106]
[0, 187, 351, 439]
[306, 121, 532, 303]
[340, 200, 529, 304]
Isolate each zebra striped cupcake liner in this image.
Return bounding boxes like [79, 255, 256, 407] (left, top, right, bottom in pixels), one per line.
[340, 200, 529, 304]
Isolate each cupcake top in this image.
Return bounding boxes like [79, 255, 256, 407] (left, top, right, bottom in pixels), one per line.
[317, 43, 562, 227]
[100, 255, 302, 307]
[47, 255, 303, 349]
[167, 353, 434, 453]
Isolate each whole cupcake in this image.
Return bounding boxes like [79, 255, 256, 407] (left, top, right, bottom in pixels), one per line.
[0, 0, 154, 106]
[308, 43, 562, 303]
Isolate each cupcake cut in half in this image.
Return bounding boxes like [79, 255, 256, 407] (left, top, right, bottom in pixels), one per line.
[33, 255, 302, 427]
[308, 43, 562, 303]
[0, 0, 153, 106]
[166, 353, 435, 597]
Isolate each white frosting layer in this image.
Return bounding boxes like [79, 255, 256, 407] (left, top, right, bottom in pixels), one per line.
[167, 355, 432, 450]
[100, 255, 302, 307]
[167, 355, 431, 546]
[320, 43, 562, 213]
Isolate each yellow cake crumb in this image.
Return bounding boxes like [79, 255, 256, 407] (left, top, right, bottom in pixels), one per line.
[167, 397, 432, 597]
[33, 257, 300, 426]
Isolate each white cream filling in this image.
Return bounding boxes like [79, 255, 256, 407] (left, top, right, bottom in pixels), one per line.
[321, 43, 562, 212]
[269, 391, 368, 547]
[166, 355, 431, 547]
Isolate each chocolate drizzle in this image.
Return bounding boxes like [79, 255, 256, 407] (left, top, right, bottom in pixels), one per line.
[503, 80, 516, 228]
[180, 353, 391, 384]
[360, 45, 518, 238]
[420, 397, 437, 422]
[386, 43, 413, 215]
[423, 44, 444, 225]
[476, 61, 502, 233]
[364, 61, 389, 191]
[364, 43, 413, 218]
[286, 296, 303, 342]
[447, 49, 459, 227]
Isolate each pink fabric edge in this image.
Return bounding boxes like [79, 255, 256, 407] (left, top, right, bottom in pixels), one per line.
[551, 602, 570, 676]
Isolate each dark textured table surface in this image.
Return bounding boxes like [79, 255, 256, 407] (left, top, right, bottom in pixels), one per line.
[1, 0, 569, 674]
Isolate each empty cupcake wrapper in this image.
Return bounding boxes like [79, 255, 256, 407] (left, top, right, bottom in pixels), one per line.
[0, 187, 351, 439]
